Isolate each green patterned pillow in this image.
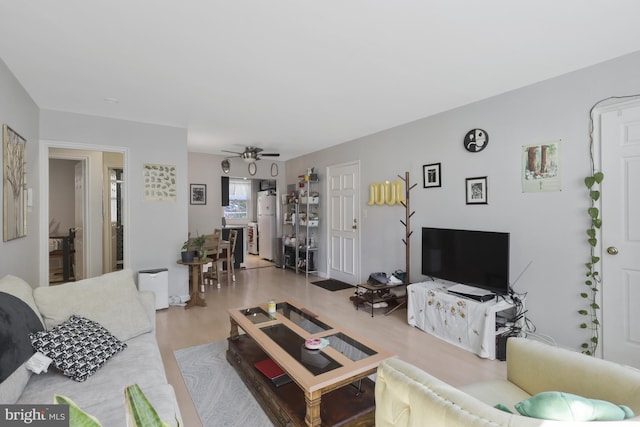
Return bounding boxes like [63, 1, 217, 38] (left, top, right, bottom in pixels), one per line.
[514, 391, 634, 421]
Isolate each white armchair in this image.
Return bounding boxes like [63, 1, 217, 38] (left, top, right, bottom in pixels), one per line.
[375, 338, 640, 426]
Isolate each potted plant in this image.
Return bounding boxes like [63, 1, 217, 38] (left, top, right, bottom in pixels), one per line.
[181, 233, 196, 262]
[56, 384, 178, 426]
[191, 233, 208, 260]
[181, 232, 208, 262]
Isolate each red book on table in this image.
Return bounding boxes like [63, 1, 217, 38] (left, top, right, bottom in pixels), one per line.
[254, 358, 292, 387]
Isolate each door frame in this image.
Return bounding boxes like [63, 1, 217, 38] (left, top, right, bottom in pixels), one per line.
[104, 157, 124, 273]
[592, 96, 640, 359]
[325, 160, 361, 283]
[39, 140, 130, 287]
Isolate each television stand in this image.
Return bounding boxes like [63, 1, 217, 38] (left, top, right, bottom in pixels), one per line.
[407, 281, 520, 359]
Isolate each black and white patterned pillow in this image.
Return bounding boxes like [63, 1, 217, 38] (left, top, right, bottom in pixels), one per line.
[29, 315, 127, 382]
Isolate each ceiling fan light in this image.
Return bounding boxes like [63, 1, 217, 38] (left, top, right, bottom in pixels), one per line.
[242, 151, 257, 162]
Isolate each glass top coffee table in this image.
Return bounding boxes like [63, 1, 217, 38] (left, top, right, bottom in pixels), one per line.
[228, 299, 394, 427]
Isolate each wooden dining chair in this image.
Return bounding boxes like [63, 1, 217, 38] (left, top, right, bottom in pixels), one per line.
[220, 229, 238, 282]
[201, 230, 221, 288]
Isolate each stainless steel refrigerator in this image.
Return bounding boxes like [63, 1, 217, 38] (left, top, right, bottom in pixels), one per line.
[257, 191, 276, 260]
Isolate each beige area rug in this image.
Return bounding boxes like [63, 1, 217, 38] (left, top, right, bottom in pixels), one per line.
[174, 340, 274, 427]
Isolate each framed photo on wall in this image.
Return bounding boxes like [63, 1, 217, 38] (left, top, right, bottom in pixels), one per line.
[423, 163, 441, 188]
[465, 176, 487, 205]
[190, 184, 207, 205]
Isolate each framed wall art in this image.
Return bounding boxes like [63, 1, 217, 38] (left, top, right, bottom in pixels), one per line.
[190, 184, 207, 205]
[522, 140, 561, 192]
[423, 163, 441, 188]
[143, 163, 177, 201]
[465, 176, 487, 205]
[3, 124, 27, 241]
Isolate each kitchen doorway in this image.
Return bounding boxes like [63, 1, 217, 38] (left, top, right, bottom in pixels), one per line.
[221, 177, 277, 269]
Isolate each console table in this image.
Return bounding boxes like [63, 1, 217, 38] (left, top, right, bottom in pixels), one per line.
[407, 281, 518, 359]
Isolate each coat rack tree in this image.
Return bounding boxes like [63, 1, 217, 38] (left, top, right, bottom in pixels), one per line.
[385, 171, 416, 317]
[399, 171, 417, 285]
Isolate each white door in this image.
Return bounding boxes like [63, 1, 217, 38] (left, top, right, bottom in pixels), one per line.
[601, 101, 640, 368]
[327, 162, 360, 284]
[74, 161, 85, 280]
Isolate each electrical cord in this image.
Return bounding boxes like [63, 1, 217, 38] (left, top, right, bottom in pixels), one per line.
[496, 286, 534, 337]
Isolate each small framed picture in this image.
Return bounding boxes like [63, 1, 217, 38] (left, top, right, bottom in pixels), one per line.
[423, 163, 442, 188]
[190, 184, 207, 205]
[465, 177, 488, 205]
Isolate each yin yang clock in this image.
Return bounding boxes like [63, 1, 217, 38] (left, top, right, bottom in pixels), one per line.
[463, 129, 489, 153]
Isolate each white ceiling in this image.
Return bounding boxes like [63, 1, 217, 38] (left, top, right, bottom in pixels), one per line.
[2, 1, 640, 160]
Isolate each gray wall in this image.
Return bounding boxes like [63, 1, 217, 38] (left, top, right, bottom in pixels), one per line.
[0, 57, 190, 296]
[286, 51, 640, 350]
[0, 59, 40, 285]
[40, 110, 190, 297]
[3, 47, 639, 349]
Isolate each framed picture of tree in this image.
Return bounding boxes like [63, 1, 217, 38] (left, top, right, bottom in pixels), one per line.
[3, 124, 27, 241]
[522, 140, 561, 192]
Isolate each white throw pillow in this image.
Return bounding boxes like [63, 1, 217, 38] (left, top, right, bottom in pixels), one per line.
[0, 275, 44, 326]
[33, 270, 152, 341]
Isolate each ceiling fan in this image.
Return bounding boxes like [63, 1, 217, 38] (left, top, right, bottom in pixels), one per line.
[222, 146, 280, 162]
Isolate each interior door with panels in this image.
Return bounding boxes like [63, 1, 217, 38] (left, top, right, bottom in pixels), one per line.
[601, 101, 640, 368]
[328, 162, 360, 284]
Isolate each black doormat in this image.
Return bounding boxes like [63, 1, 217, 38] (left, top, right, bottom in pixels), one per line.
[311, 279, 353, 292]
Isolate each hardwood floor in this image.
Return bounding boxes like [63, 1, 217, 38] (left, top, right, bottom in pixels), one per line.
[155, 260, 507, 427]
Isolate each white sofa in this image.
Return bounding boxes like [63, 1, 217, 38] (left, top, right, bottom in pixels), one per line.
[375, 337, 640, 426]
[0, 270, 182, 426]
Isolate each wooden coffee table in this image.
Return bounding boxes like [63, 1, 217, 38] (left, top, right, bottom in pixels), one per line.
[227, 300, 394, 427]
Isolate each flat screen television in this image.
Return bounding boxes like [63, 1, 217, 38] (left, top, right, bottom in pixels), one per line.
[421, 227, 510, 295]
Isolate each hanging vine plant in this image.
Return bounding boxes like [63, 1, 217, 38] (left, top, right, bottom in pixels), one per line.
[580, 95, 640, 355]
[579, 171, 603, 355]
[578, 97, 609, 356]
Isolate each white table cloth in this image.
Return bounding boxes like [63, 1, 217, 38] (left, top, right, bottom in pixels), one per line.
[407, 281, 516, 359]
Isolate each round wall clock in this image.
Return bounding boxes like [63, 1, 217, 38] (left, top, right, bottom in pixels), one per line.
[270, 163, 278, 177]
[248, 162, 257, 176]
[221, 159, 230, 174]
[463, 129, 489, 152]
